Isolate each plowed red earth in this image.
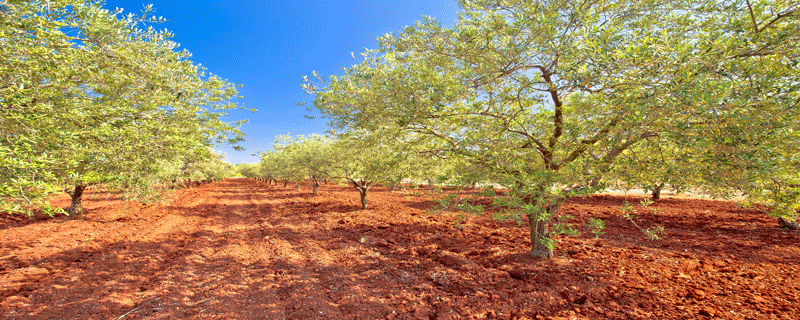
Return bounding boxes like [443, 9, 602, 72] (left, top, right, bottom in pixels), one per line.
[2, 179, 799, 320]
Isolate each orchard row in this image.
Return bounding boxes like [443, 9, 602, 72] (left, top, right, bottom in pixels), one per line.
[1, 1, 244, 215]
[250, 1, 800, 259]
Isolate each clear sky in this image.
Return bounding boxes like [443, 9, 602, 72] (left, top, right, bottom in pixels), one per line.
[101, 0, 461, 164]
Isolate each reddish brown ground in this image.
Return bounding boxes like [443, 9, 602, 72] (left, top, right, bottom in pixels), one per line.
[1, 178, 798, 320]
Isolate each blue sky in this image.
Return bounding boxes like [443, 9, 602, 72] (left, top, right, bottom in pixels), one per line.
[101, 0, 461, 164]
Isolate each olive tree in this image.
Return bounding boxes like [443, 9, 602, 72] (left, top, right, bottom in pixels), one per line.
[305, 0, 800, 258]
[1, 1, 244, 215]
[271, 134, 334, 195]
[321, 130, 415, 209]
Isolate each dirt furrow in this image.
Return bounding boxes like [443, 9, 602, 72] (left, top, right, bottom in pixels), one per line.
[2, 178, 799, 319]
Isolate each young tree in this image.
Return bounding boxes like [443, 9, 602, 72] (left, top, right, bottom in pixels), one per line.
[305, 0, 800, 258]
[272, 134, 334, 196]
[324, 131, 412, 209]
[608, 137, 705, 200]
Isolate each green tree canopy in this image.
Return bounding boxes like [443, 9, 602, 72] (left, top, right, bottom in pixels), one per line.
[1, 0, 245, 215]
[304, 0, 800, 258]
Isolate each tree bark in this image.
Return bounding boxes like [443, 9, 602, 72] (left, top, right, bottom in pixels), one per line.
[296, 181, 301, 190]
[527, 209, 553, 259]
[652, 183, 665, 200]
[283, 179, 288, 187]
[524, 191, 562, 260]
[352, 180, 372, 209]
[65, 184, 87, 216]
[779, 217, 800, 230]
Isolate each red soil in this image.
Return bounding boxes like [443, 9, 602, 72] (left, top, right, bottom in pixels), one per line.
[1, 178, 798, 319]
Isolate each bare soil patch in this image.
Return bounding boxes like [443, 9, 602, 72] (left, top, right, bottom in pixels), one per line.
[1, 179, 798, 319]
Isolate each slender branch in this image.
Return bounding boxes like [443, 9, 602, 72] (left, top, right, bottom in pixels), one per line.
[603, 131, 659, 164]
[745, 0, 760, 32]
[760, 8, 798, 31]
[539, 67, 564, 152]
[560, 116, 622, 166]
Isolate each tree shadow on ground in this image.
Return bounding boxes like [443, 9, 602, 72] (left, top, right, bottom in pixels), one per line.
[3, 179, 799, 319]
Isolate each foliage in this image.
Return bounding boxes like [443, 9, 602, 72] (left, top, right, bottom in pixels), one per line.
[270, 134, 334, 193]
[587, 218, 606, 238]
[183, 153, 238, 182]
[304, 0, 800, 258]
[622, 199, 667, 240]
[235, 163, 259, 179]
[1, 0, 245, 215]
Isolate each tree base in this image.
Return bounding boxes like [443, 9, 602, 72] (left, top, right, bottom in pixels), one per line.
[779, 217, 800, 230]
[530, 247, 553, 260]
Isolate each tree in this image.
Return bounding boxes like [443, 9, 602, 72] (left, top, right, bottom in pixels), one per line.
[1, 1, 245, 215]
[271, 134, 334, 195]
[183, 153, 237, 183]
[608, 137, 705, 200]
[305, 0, 800, 258]
[236, 163, 260, 179]
[323, 131, 412, 209]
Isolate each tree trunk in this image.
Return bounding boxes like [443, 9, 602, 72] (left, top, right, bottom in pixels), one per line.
[312, 177, 319, 196]
[527, 212, 552, 259]
[652, 183, 665, 200]
[187, 178, 192, 188]
[779, 217, 800, 230]
[359, 188, 369, 209]
[283, 179, 288, 187]
[296, 181, 301, 190]
[352, 180, 372, 209]
[170, 179, 177, 190]
[65, 184, 87, 216]
[525, 198, 562, 260]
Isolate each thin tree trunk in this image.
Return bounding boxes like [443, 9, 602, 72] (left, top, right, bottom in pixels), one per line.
[652, 183, 665, 200]
[312, 177, 319, 196]
[359, 188, 369, 209]
[296, 181, 301, 190]
[66, 184, 87, 216]
[352, 180, 372, 209]
[524, 190, 563, 260]
[527, 212, 552, 259]
[284, 179, 288, 187]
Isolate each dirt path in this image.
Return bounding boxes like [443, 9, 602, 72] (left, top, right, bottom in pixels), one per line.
[1, 179, 799, 319]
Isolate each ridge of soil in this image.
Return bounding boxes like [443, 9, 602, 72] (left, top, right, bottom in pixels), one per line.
[1, 178, 798, 319]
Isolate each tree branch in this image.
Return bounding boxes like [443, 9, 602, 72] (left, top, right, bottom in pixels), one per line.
[745, 0, 761, 33]
[540, 67, 564, 153]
